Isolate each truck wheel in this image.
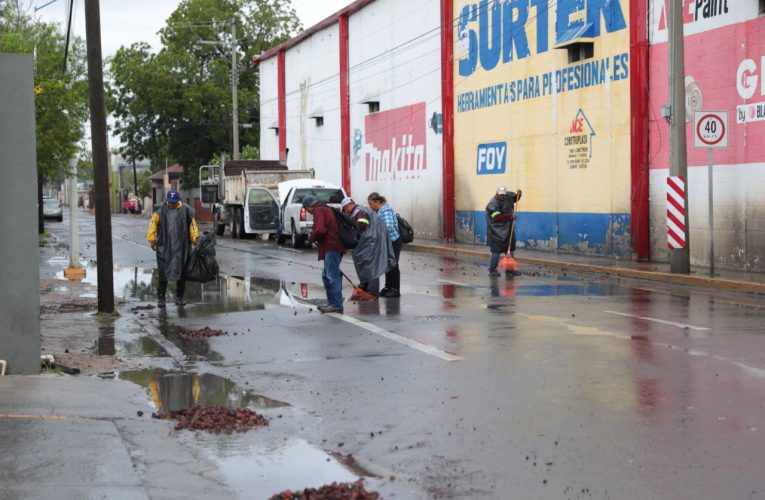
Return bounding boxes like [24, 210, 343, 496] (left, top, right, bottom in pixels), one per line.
[291, 223, 304, 249]
[276, 232, 288, 245]
[230, 209, 238, 238]
[215, 222, 225, 236]
[237, 208, 246, 239]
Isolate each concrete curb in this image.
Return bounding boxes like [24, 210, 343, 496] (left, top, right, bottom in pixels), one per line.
[406, 243, 765, 296]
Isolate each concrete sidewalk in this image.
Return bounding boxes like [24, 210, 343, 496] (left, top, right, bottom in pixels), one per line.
[407, 241, 765, 296]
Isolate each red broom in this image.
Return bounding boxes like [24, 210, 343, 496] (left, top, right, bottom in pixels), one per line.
[340, 270, 377, 301]
[497, 196, 520, 272]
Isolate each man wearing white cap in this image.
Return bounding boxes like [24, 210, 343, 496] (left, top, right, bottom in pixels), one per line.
[341, 197, 395, 299]
[486, 186, 522, 277]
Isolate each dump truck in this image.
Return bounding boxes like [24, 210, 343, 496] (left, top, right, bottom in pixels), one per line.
[199, 160, 314, 239]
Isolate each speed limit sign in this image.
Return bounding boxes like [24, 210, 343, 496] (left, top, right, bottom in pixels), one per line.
[694, 111, 728, 148]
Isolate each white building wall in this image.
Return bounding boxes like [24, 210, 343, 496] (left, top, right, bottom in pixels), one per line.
[283, 25, 342, 185]
[348, 0, 443, 239]
[259, 57, 279, 162]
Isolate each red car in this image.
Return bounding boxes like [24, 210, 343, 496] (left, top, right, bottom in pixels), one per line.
[122, 197, 142, 214]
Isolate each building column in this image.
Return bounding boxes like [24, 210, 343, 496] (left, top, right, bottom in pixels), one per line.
[339, 14, 351, 195]
[278, 49, 287, 162]
[440, 0, 455, 241]
[630, 0, 650, 260]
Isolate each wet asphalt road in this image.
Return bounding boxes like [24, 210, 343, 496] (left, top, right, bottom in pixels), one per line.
[40, 213, 765, 499]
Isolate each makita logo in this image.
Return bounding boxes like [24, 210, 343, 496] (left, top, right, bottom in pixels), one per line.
[364, 103, 427, 182]
[366, 135, 425, 181]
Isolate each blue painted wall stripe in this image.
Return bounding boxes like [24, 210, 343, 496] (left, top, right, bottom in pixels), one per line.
[456, 210, 632, 257]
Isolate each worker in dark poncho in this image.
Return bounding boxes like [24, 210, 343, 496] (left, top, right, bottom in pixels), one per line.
[486, 186, 521, 277]
[341, 197, 395, 300]
[146, 190, 198, 307]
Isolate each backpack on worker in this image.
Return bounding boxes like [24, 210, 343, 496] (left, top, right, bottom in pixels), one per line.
[331, 207, 360, 249]
[396, 214, 414, 244]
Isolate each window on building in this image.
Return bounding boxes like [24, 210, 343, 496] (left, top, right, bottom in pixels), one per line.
[313, 116, 324, 127]
[567, 42, 594, 64]
[367, 101, 380, 114]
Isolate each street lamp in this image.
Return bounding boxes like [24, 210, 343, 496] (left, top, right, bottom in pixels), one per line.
[197, 20, 240, 160]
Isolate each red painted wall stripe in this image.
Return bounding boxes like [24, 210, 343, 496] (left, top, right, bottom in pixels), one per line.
[277, 50, 287, 162]
[339, 15, 351, 195]
[630, 0, 650, 260]
[440, 0, 455, 242]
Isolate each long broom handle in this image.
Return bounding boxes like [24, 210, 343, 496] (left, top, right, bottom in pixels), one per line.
[506, 194, 520, 254]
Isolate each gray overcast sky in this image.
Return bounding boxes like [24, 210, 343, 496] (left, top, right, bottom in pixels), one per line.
[35, 0, 353, 57]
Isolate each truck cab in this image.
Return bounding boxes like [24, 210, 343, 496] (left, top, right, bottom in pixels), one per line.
[277, 179, 346, 248]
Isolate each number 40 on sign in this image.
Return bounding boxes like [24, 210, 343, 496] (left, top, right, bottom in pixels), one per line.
[694, 111, 728, 148]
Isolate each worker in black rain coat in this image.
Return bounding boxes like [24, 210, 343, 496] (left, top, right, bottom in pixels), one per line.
[146, 190, 198, 307]
[486, 186, 521, 277]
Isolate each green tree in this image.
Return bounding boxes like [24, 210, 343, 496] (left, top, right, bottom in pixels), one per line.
[1, 3, 89, 232]
[109, 0, 300, 187]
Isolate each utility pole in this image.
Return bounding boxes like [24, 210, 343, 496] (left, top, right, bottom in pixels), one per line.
[132, 157, 138, 195]
[230, 20, 240, 160]
[84, 0, 114, 312]
[197, 20, 239, 159]
[668, 0, 690, 273]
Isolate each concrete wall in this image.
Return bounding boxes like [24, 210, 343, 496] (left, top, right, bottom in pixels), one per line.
[348, 0, 444, 239]
[259, 0, 444, 239]
[0, 54, 41, 374]
[284, 24, 342, 185]
[453, 0, 633, 256]
[647, 0, 765, 270]
[259, 57, 280, 162]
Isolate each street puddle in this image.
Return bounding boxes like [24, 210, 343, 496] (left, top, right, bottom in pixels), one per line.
[190, 434, 378, 499]
[119, 369, 289, 412]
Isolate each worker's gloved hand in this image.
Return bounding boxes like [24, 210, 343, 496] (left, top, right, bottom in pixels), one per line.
[516, 189, 522, 200]
[150, 242, 157, 251]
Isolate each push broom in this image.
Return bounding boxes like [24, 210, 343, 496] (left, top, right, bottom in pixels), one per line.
[340, 270, 377, 301]
[497, 195, 520, 273]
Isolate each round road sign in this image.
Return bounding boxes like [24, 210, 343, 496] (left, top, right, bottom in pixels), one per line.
[695, 113, 726, 146]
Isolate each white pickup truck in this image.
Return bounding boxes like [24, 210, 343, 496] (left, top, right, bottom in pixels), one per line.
[276, 179, 347, 248]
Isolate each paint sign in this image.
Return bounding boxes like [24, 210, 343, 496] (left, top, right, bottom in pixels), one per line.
[364, 102, 426, 182]
[694, 111, 728, 148]
[476, 142, 506, 175]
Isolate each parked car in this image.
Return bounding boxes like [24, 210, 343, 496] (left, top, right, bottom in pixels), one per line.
[42, 197, 63, 222]
[277, 179, 346, 248]
[122, 197, 142, 214]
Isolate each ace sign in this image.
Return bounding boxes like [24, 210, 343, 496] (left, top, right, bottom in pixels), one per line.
[694, 111, 728, 148]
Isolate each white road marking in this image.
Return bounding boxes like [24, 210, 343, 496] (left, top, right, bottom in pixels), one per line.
[327, 313, 463, 362]
[604, 310, 710, 331]
[437, 279, 474, 287]
[114, 235, 154, 251]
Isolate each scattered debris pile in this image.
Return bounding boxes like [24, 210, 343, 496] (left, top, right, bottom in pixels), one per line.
[152, 405, 268, 433]
[269, 480, 380, 500]
[130, 304, 156, 313]
[181, 326, 227, 339]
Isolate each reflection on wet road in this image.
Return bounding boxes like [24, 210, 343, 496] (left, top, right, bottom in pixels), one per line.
[64, 215, 765, 499]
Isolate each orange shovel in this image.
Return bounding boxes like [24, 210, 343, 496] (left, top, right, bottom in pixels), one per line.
[498, 196, 520, 272]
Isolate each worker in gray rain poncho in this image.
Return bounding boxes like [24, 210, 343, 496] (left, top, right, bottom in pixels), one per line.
[147, 190, 199, 307]
[341, 197, 396, 300]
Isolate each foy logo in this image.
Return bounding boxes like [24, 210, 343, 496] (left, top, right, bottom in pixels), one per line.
[476, 142, 507, 175]
[458, 0, 627, 77]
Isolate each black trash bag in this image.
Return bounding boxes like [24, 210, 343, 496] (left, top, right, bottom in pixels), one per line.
[183, 232, 219, 283]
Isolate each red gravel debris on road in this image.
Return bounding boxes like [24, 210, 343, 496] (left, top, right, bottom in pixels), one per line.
[269, 479, 380, 499]
[181, 326, 227, 339]
[152, 405, 269, 433]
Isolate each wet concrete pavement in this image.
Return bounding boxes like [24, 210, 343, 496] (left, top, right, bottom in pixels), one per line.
[5, 212, 765, 499]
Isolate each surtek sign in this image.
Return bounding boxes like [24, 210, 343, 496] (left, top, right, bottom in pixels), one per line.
[476, 142, 507, 175]
[457, 0, 627, 77]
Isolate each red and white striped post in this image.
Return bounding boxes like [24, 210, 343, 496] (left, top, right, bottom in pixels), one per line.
[666, 176, 686, 249]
